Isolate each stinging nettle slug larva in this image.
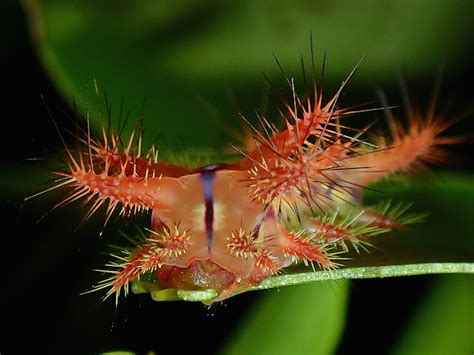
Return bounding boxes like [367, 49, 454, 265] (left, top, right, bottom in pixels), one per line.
[31, 55, 462, 304]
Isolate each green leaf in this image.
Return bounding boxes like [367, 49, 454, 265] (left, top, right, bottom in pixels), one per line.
[23, 0, 474, 149]
[391, 275, 474, 355]
[221, 281, 348, 355]
[132, 263, 472, 304]
[238, 263, 473, 295]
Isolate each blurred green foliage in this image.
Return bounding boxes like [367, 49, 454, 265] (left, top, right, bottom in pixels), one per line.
[392, 275, 474, 355]
[25, 0, 473, 150]
[222, 281, 348, 355]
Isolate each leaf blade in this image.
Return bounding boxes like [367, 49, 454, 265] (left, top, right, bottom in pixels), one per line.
[221, 281, 349, 355]
[391, 275, 474, 355]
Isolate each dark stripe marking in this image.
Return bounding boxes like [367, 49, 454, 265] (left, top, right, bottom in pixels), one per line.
[201, 171, 216, 250]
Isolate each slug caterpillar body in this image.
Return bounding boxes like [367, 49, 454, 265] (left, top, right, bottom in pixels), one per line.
[33, 57, 461, 304]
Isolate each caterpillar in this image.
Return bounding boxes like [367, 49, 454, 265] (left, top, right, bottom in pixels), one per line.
[31, 57, 461, 304]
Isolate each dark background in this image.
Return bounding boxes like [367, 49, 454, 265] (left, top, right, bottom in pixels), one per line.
[1, 1, 472, 354]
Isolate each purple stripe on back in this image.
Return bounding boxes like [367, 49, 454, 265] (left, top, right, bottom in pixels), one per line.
[200, 171, 215, 250]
